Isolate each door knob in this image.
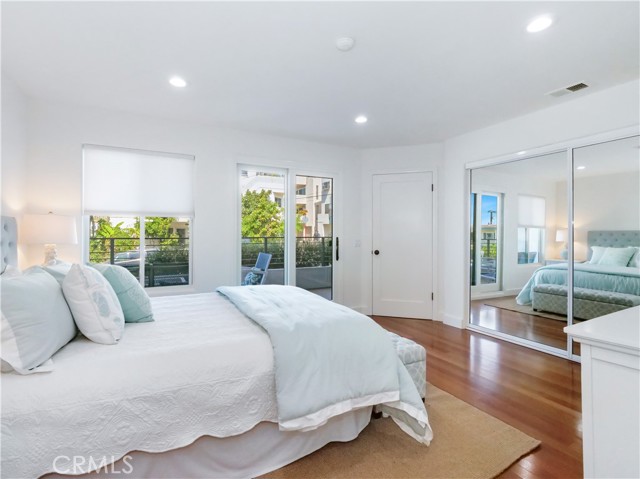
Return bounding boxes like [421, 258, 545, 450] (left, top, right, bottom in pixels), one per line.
[374, 250, 380, 255]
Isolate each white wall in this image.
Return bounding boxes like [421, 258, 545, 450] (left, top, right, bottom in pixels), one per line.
[1, 73, 29, 267]
[556, 171, 640, 261]
[440, 79, 640, 327]
[5, 76, 638, 323]
[1, 74, 28, 218]
[21, 100, 363, 307]
[358, 144, 443, 313]
[470, 167, 559, 295]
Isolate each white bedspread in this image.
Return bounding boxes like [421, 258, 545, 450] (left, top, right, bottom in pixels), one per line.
[1, 294, 278, 478]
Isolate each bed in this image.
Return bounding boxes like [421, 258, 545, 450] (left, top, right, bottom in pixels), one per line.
[0, 216, 431, 478]
[516, 231, 640, 319]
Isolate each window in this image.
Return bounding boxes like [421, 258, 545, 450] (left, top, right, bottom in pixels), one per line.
[517, 195, 545, 264]
[83, 145, 194, 287]
[470, 193, 501, 288]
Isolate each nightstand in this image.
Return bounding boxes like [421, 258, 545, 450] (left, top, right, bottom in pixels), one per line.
[545, 259, 583, 265]
[545, 259, 566, 265]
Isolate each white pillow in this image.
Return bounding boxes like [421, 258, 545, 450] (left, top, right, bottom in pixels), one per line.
[62, 264, 124, 345]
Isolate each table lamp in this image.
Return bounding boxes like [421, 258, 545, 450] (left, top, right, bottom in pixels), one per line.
[555, 228, 568, 260]
[21, 212, 78, 265]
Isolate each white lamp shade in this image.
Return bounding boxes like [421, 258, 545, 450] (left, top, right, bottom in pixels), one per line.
[555, 228, 568, 242]
[21, 214, 78, 245]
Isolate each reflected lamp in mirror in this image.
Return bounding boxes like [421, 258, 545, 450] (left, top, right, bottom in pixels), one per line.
[21, 212, 78, 265]
[555, 228, 568, 260]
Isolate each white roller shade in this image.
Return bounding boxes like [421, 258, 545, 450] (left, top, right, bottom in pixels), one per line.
[83, 146, 194, 216]
[518, 195, 545, 227]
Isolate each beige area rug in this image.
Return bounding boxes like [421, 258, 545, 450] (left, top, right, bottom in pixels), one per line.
[262, 385, 540, 479]
[482, 296, 568, 321]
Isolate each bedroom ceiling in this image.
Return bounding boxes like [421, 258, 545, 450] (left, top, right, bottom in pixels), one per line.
[483, 135, 640, 181]
[2, 2, 639, 148]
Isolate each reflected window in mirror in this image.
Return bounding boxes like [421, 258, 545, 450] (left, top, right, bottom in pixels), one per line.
[517, 195, 546, 264]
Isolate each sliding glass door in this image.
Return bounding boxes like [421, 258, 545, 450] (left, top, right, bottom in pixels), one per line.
[239, 167, 336, 300]
[239, 167, 287, 285]
[295, 175, 333, 300]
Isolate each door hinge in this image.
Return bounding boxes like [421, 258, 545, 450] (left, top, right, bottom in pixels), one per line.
[431, 292, 434, 300]
[431, 184, 434, 192]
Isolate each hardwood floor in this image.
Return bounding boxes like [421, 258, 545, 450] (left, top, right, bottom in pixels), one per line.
[470, 299, 581, 356]
[373, 316, 583, 479]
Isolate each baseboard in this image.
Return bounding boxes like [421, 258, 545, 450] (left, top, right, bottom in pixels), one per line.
[442, 313, 463, 328]
[471, 289, 519, 301]
[349, 305, 369, 314]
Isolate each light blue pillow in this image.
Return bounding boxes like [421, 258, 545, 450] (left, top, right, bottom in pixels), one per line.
[43, 261, 72, 285]
[598, 247, 637, 267]
[627, 247, 640, 268]
[90, 264, 154, 323]
[0, 266, 77, 374]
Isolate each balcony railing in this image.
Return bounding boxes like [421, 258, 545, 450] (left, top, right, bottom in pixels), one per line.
[241, 236, 332, 269]
[89, 237, 189, 287]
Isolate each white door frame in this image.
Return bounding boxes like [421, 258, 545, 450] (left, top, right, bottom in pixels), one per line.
[288, 170, 341, 304]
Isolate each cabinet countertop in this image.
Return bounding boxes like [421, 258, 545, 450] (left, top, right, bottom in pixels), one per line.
[564, 306, 640, 353]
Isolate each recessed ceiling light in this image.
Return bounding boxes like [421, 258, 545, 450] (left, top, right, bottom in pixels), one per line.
[576, 165, 586, 170]
[517, 150, 527, 155]
[355, 115, 368, 124]
[527, 16, 553, 33]
[169, 76, 187, 88]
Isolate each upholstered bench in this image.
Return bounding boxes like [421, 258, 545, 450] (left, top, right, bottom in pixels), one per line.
[387, 332, 427, 399]
[532, 284, 640, 320]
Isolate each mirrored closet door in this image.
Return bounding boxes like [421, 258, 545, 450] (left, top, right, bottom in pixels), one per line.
[467, 130, 639, 359]
[571, 135, 640, 357]
[468, 151, 569, 355]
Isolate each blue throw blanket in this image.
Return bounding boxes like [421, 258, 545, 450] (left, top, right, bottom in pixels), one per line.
[217, 285, 433, 444]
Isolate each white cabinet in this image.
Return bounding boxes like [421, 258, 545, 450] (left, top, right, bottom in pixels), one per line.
[565, 307, 640, 479]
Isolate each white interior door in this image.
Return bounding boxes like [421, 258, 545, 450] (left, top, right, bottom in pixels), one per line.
[372, 172, 433, 319]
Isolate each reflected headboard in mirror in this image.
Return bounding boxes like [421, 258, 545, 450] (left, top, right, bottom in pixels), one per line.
[586, 230, 640, 261]
[1, 216, 18, 274]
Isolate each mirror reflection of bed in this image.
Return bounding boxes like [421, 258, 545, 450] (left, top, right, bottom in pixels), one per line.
[468, 135, 640, 357]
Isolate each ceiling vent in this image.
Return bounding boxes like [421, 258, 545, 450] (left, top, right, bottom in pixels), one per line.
[547, 82, 590, 97]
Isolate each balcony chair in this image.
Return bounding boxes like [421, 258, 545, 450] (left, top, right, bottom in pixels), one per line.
[242, 252, 272, 285]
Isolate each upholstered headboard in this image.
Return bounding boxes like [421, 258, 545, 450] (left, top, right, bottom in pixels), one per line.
[587, 230, 640, 260]
[1, 216, 18, 274]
